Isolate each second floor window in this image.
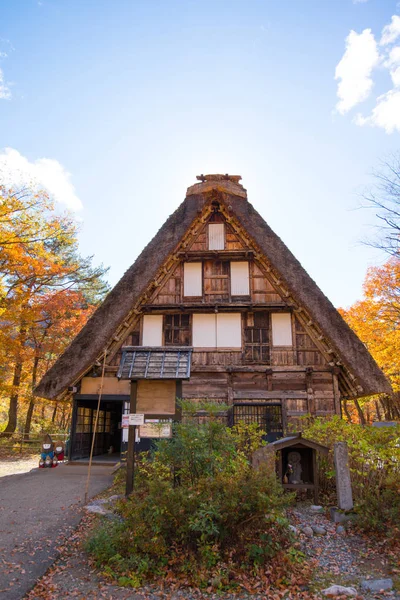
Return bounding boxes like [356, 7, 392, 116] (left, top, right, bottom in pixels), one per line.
[192, 313, 241, 348]
[164, 314, 191, 346]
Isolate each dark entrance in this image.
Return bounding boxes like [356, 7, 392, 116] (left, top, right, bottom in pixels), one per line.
[70, 398, 124, 460]
[231, 402, 283, 442]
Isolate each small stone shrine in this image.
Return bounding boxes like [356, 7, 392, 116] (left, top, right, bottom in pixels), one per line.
[267, 433, 329, 503]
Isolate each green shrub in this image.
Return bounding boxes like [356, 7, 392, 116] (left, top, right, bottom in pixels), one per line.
[86, 404, 296, 588]
[300, 416, 400, 541]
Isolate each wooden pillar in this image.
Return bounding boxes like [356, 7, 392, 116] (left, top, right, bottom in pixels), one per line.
[126, 381, 138, 496]
[332, 368, 341, 417]
[69, 397, 79, 461]
[175, 380, 183, 421]
[306, 367, 315, 416]
[265, 368, 273, 391]
[312, 449, 318, 504]
[227, 373, 234, 406]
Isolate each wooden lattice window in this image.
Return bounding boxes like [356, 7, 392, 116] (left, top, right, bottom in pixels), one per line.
[231, 402, 282, 442]
[244, 311, 270, 363]
[164, 314, 191, 346]
[76, 407, 92, 433]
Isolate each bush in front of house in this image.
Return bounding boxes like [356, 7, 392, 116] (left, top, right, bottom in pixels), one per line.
[86, 402, 304, 590]
[300, 415, 400, 544]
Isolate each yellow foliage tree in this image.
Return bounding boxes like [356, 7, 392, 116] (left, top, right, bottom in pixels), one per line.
[0, 186, 109, 436]
[340, 258, 400, 421]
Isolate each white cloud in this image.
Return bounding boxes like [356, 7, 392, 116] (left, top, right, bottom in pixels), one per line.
[0, 148, 83, 211]
[335, 29, 380, 114]
[0, 67, 11, 100]
[353, 0, 368, 4]
[380, 15, 400, 46]
[355, 89, 400, 133]
[385, 45, 400, 86]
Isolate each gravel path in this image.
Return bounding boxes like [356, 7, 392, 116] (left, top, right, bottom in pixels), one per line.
[0, 461, 114, 600]
[0, 456, 39, 477]
[289, 504, 399, 599]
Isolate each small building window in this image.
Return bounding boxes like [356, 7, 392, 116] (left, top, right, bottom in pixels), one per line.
[142, 315, 163, 346]
[183, 262, 202, 297]
[271, 313, 292, 346]
[208, 223, 225, 250]
[164, 314, 191, 346]
[231, 261, 250, 296]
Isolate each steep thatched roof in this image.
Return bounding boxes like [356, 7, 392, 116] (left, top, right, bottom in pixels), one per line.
[35, 176, 391, 399]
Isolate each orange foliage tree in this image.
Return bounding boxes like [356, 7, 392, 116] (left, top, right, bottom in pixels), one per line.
[340, 258, 400, 422]
[0, 186, 109, 436]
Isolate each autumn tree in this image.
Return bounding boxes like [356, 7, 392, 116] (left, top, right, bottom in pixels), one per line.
[340, 258, 400, 422]
[0, 186, 109, 436]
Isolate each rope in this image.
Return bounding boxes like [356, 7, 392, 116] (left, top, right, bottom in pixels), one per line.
[84, 349, 107, 504]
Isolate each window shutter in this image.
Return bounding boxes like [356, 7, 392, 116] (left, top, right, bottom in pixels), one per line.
[183, 262, 202, 296]
[142, 315, 163, 346]
[192, 314, 217, 347]
[271, 313, 292, 346]
[231, 261, 250, 295]
[216, 313, 242, 348]
[208, 223, 224, 250]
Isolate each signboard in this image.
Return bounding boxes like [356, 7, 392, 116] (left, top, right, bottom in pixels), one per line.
[129, 413, 145, 426]
[122, 415, 129, 429]
[139, 423, 172, 439]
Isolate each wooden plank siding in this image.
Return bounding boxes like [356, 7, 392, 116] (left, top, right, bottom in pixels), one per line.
[94, 208, 339, 435]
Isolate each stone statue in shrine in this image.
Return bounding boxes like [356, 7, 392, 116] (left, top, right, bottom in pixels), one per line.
[287, 451, 303, 484]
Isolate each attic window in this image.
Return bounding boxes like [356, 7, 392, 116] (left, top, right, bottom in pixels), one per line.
[208, 223, 224, 250]
[271, 313, 292, 346]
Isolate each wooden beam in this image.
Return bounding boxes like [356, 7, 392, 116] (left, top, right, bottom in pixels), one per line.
[332, 371, 341, 416]
[233, 391, 307, 400]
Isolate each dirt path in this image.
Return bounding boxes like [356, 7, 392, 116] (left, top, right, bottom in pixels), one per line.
[0, 462, 114, 600]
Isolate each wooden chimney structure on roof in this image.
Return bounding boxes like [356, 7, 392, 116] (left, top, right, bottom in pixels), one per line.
[35, 174, 391, 461]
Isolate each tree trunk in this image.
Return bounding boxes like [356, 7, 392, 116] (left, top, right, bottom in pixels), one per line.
[1, 362, 23, 436]
[380, 395, 391, 420]
[0, 324, 27, 438]
[342, 399, 352, 423]
[353, 398, 366, 425]
[24, 354, 40, 439]
[375, 400, 382, 421]
[51, 402, 58, 424]
[24, 401, 35, 440]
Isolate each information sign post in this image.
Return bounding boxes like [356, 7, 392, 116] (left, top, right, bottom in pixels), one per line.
[125, 414, 144, 496]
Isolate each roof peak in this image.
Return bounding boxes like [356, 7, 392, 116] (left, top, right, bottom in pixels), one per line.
[186, 173, 247, 199]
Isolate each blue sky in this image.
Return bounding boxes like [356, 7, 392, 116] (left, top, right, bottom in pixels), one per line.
[0, 0, 399, 307]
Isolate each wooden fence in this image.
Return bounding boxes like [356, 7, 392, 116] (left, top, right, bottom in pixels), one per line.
[0, 432, 69, 454]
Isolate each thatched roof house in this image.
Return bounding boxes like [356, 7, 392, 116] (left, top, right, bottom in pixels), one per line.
[35, 174, 390, 460]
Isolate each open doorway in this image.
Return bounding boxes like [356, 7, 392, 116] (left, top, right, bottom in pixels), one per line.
[71, 399, 123, 460]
